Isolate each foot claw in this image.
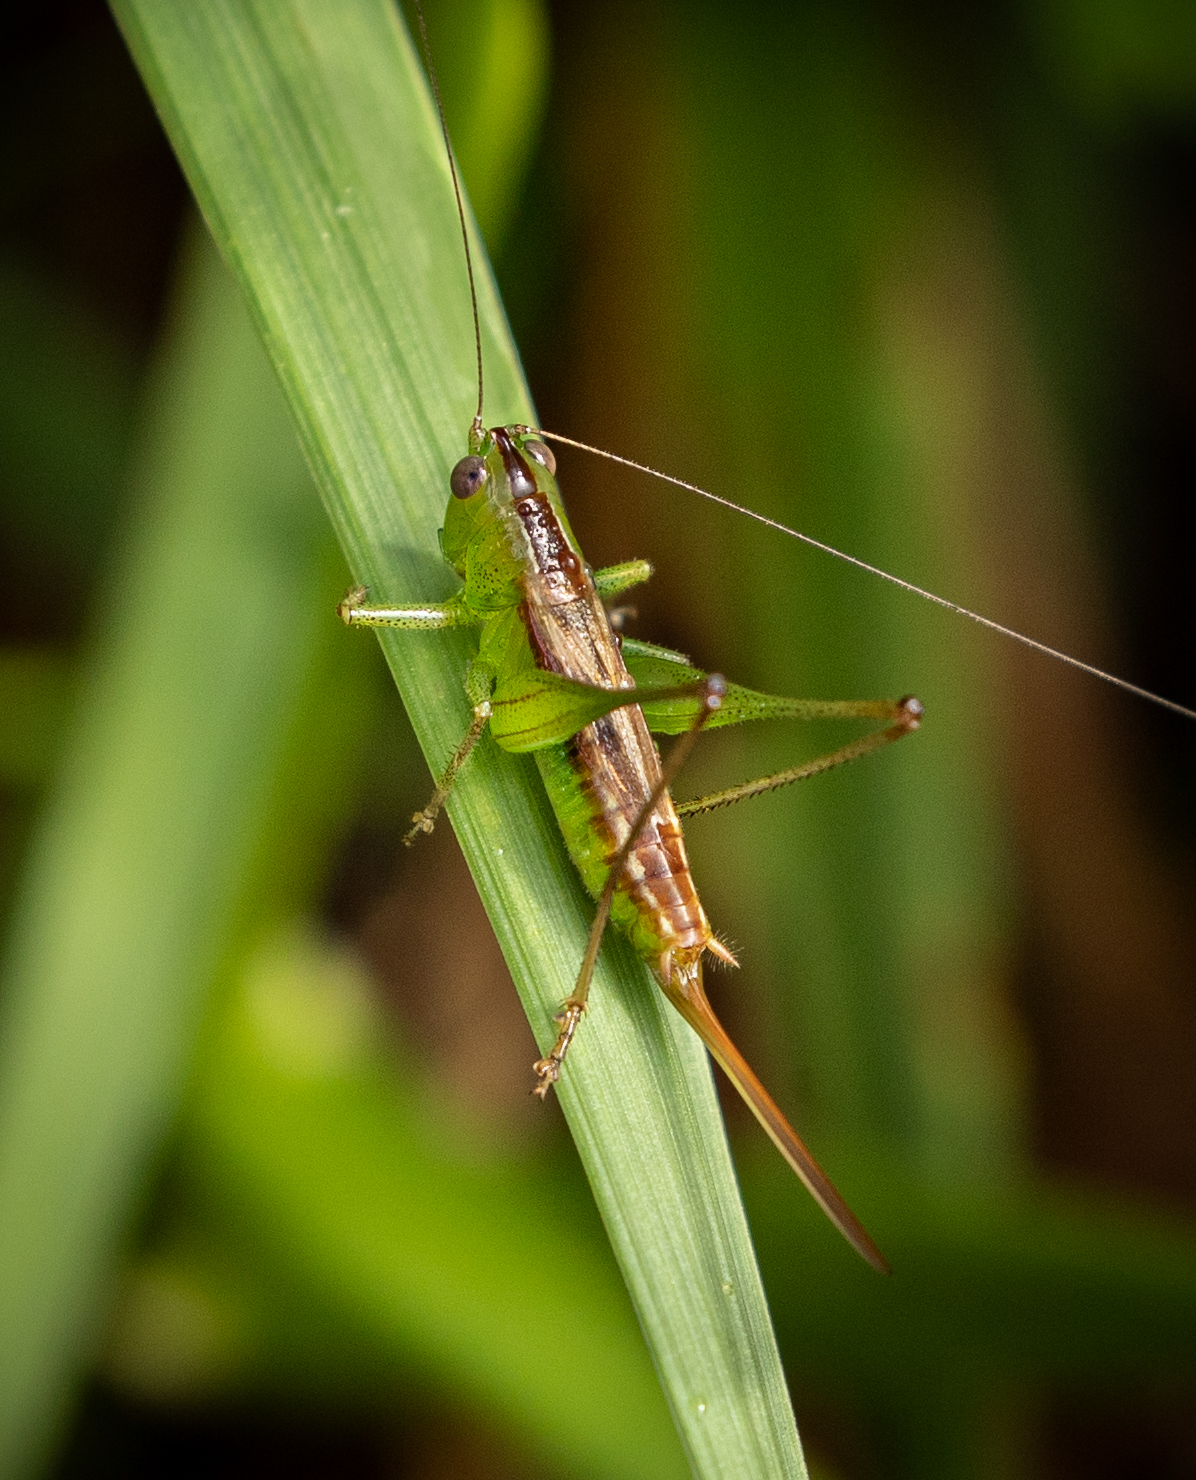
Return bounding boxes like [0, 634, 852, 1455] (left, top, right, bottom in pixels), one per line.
[402, 810, 437, 847]
[337, 586, 369, 624]
[532, 1057, 560, 1100]
[531, 1000, 585, 1099]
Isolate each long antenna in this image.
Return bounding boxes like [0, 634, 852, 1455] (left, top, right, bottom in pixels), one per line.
[534, 429, 1196, 724]
[413, 1, 485, 438]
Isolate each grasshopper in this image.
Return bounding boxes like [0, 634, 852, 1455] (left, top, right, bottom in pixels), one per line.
[337, 10, 932, 1274]
[341, 6, 1196, 1274]
[340, 420, 921, 1272]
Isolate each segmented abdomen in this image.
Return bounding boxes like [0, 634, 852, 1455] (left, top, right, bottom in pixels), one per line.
[526, 628, 714, 980]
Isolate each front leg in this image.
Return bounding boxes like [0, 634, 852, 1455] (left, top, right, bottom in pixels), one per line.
[339, 586, 490, 841]
[338, 585, 476, 630]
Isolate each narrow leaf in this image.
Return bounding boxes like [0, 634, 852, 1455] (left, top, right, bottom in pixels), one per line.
[112, 3, 808, 1476]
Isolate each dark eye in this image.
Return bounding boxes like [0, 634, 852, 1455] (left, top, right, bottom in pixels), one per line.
[450, 455, 488, 500]
[523, 438, 556, 475]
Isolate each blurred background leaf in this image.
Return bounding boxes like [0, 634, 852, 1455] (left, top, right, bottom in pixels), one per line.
[0, 1, 1193, 1478]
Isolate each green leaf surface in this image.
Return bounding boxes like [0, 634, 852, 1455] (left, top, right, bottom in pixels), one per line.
[111, 2, 809, 1477]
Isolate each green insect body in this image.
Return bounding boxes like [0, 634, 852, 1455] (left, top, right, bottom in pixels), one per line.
[341, 420, 922, 1272]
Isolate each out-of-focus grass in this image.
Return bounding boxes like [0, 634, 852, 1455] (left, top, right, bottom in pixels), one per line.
[0, 653, 73, 794]
[111, 927, 683, 1477]
[0, 225, 333, 1476]
[0, 259, 140, 590]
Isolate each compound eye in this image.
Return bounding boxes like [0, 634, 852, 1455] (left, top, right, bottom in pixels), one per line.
[523, 438, 556, 475]
[450, 454, 488, 500]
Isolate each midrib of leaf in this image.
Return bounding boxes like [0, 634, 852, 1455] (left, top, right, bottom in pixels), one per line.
[112, 3, 808, 1475]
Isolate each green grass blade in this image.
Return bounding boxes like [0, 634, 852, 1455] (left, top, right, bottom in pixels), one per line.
[111, 2, 808, 1474]
[0, 225, 329, 1477]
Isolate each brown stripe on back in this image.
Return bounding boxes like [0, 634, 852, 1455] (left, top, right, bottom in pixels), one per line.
[494, 426, 589, 604]
[502, 422, 715, 973]
[513, 493, 587, 598]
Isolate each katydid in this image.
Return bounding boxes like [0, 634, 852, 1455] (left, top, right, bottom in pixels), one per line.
[331, 10, 930, 1280]
[342, 8, 1196, 1274]
[340, 421, 920, 1274]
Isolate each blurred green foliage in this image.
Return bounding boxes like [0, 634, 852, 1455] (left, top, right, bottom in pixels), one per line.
[0, 1, 1194, 1478]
